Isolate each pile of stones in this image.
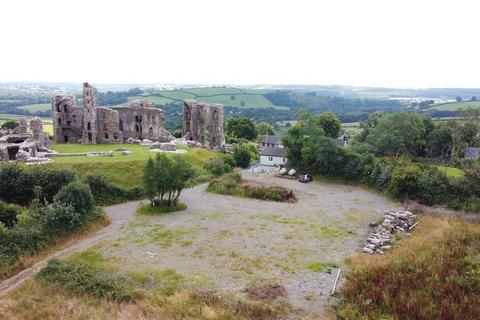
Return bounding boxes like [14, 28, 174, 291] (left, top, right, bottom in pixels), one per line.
[362, 210, 417, 254]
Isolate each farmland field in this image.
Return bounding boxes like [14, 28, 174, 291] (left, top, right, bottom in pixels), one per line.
[427, 100, 480, 111]
[18, 103, 51, 112]
[119, 87, 284, 109]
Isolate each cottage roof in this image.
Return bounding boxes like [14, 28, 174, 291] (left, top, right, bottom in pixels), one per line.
[259, 135, 281, 145]
[261, 146, 286, 157]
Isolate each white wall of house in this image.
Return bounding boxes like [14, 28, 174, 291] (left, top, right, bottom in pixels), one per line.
[260, 155, 287, 166]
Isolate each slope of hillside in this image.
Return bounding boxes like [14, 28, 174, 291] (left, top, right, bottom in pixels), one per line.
[427, 100, 480, 111]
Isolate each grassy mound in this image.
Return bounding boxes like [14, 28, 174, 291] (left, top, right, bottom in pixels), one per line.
[337, 215, 480, 320]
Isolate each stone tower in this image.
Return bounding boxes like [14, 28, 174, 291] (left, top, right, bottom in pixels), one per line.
[207, 103, 225, 148]
[182, 100, 225, 149]
[81, 82, 98, 144]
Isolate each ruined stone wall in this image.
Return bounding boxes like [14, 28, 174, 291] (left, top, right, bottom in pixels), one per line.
[182, 100, 196, 138]
[115, 101, 166, 141]
[96, 108, 123, 144]
[81, 83, 99, 144]
[207, 103, 225, 149]
[51, 95, 84, 143]
[183, 100, 225, 148]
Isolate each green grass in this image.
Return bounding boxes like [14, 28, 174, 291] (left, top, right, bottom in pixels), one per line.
[307, 262, 337, 273]
[18, 103, 51, 112]
[136, 202, 187, 215]
[118, 87, 285, 109]
[436, 165, 464, 177]
[427, 100, 480, 111]
[47, 144, 216, 188]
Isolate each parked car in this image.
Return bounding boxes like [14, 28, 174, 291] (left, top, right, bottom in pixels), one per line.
[298, 174, 313, 183]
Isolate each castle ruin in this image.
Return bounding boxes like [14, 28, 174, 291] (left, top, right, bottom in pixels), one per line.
[0, 117, 53, 162]
[182, 100, 225, 149]
[52, 83, 173, 144]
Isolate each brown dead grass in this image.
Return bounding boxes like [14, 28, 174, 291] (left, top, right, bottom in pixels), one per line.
[246, 284, 287, 301]
[337, 215, 480, 320]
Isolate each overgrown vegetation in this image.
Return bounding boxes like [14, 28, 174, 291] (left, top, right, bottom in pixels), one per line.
[337, 216, 480, 319]
[207, 173, 297, 202]
[283, 110, 480, 211]
[2, 248, 287, 319]
[38, 259, 141, 302]
[0, 182, 103, 280]
[136, 202, 187, 215]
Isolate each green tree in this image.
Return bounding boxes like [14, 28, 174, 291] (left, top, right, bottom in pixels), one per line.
[233, 144, 253, 168]
[427, 126, 453, 156]
[142, 154, 194, 207]
[364, 112, 427, 156]
[225, 117, 257, 141]
[282, 109, 325, 168]
[315, 112, 341, 138]
[256, 122, 275, 136]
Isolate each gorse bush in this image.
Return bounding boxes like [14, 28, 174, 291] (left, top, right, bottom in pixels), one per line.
[0, 164, 76, 205]
[38, 259, 141, 302]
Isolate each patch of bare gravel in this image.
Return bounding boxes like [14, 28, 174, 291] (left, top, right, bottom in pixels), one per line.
[98, 171, 401, 316]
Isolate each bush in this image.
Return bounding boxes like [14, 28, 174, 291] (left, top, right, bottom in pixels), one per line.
[54, 182, 94, 216]
[83, 173, 143, 205]
[203, 157, 233, 176]
[38, 259, 141, 302]
[38, 202, 81, 236]
[0, 164, 76, 205]
[0, 200, 23, 228]
[233, 144, 253, 168]
[389, 158, 422, 196]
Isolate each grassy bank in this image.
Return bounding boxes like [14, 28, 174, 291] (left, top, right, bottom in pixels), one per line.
[336, 215, 480, 319]
[136, 202, 187, 215]
[0, 249, 287, 320]
[49, 144, 217, 187]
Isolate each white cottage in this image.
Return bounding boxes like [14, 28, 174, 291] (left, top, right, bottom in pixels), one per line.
[259, 146, 287, 166]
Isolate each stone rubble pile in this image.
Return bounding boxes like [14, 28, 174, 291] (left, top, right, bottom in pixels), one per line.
[362, 210, 417, 255]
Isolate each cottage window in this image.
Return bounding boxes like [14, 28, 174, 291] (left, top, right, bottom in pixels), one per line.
[269, 156, 273, 161]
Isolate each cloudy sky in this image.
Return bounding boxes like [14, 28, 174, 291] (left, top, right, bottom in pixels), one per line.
[1, 0, 479, 88]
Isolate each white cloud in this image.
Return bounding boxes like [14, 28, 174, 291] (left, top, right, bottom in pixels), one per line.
[0, 0, 479, 88]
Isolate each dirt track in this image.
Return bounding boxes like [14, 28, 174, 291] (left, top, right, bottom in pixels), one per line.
[0, 200, 140, 299]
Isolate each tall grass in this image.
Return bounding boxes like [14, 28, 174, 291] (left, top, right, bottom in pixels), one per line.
[207, 173, 297, 202]
[337, 216, 480, 320]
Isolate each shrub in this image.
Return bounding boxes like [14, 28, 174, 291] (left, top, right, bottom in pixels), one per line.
[38, 202, 81, 236]
[222, 153, 236, 168]
[203, 157, 232, 176]
[207, 173, 241, 195]
[54, 182, 94, 216]
[233, 144, 253, 168]
[83, 173, 143, 205]
[0, 200, 23, 228]
[38, 259, 142, 302]
[389, 158, 422, 196]
[0, 164, 76, 205]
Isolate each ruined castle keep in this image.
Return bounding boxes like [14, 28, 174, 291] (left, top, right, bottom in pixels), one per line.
[52, 83, 172, 144]
[182, 100, 225, 149]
